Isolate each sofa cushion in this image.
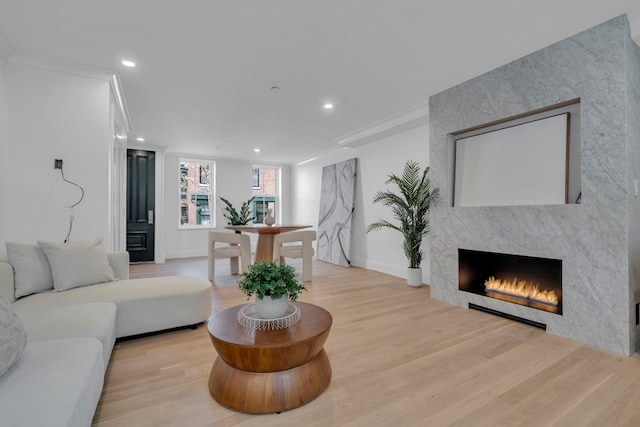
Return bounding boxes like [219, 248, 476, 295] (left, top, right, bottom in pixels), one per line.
[12, 276, 213, 338]
[0, 293, 27, 377]
[0, 338, 104, 427]
[5, 242, 53, 298]
[15, 302, 117, 370]
[38, 238, 116, 292]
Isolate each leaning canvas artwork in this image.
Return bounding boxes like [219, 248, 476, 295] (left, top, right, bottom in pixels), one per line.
[317, 158, 357, 267]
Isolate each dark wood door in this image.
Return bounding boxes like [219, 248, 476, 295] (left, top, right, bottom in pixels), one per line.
[126, 149, 155, 262]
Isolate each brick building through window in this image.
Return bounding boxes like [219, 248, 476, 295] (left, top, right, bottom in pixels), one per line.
[252, 166, 278, 224]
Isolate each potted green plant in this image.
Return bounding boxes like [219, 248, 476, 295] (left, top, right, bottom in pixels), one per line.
[237, 261, 307, 319]
[366, 160, 439, 287]
[219, 196, 255, 226]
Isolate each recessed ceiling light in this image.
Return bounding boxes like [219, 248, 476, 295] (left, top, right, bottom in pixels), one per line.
[122, 60, 136, 68]
[254, 148, 261, 153]
[324, 103, 334, 110]
[136, 137, 145, 142]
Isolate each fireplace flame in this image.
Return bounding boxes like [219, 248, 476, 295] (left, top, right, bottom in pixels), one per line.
[484, 276, 559, 306]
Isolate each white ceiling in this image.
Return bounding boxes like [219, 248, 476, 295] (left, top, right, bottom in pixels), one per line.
[1, 0, 638, 164]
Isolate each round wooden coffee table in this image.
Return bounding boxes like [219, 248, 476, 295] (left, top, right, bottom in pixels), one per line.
[207, 302, 332, 414]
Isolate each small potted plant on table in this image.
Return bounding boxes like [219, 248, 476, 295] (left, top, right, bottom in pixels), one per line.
[220, 196, 255, 228]
[238, 261, 307, 319]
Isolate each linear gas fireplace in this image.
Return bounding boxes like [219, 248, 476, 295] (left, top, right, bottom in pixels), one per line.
[458, 249, 562, 315]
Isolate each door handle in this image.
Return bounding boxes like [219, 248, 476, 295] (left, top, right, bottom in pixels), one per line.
[148, 210, 154, 224]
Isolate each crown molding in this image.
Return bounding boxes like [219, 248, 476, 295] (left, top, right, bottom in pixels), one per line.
[335, 102, 428, 148]
[9, 50, 132, 133]
[110, 73, 131, 132]
[296, 147, 355, 166]
[628, 9, 640, 47]
[9, 50, 116, 81]
[127, 141, 168, 153]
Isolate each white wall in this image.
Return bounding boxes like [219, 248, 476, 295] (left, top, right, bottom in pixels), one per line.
[291, 124, 431, 283]
[0, 34, 10, 257]
[3, 61, 112, 251]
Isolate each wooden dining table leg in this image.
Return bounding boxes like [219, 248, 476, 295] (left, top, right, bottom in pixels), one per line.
[255, 234, 275, 263]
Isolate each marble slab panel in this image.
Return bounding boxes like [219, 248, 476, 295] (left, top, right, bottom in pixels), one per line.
[317, 158, 357, 267]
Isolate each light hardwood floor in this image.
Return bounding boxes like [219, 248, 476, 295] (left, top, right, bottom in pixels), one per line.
[93, 258, 640, 426]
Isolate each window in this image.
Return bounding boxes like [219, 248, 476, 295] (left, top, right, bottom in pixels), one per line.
[200, 165, 209, 185]
[254, 197, 276, 224]
[252, 168, 260, 188]
[252, 166, 280, 224]
[179, 159, 215, 227]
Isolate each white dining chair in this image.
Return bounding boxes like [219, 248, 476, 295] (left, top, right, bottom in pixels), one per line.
[208, 231, 251, 281]
[272, 230, 316, 282]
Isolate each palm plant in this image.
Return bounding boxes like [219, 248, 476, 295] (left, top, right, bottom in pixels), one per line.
[366, 160, 439, 268]
[219, 196, 255, 225]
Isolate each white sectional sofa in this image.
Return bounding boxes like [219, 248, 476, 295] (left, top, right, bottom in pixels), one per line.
[0, 242, 212, 427]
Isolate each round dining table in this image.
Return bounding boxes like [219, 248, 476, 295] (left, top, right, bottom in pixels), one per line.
[225, 224, 311, 263]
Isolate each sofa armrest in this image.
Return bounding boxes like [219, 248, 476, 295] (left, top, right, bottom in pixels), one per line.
[107, 252, 130, 280]
[0, 259, 15, 303]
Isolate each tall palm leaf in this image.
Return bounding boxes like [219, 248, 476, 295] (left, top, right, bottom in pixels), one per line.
[367, 161, 439, 268]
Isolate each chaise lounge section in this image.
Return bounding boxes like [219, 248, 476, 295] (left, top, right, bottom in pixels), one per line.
[0, 244, 212, 427]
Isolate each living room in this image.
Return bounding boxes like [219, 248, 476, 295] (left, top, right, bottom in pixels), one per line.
[3, 1, 640, 425]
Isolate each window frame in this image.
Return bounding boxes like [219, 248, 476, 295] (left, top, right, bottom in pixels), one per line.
[178, 158, 216, 229]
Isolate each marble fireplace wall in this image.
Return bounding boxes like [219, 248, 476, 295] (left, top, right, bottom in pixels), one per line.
[626, 20, 640, 352]
[429, 15, 640, 356]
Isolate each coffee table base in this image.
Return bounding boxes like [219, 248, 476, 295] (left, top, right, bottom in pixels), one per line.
[209, 349, 331, 414]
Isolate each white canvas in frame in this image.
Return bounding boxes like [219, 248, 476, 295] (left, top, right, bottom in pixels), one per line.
[454, 113, 569, 207]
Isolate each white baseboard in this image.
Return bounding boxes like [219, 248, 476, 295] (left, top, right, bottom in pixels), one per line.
[350, 257, 406, 278]
[165, 249, 208, 259]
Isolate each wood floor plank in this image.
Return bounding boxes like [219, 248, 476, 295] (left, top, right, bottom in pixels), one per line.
[92, 257, 640, 426]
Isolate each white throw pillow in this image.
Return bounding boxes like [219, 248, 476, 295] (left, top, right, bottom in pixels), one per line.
[5, 242, 54, 298]
[0, 293, 27, 377]
[37, 237, 116, 292]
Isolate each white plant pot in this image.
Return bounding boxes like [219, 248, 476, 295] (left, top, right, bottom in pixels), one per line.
[407, 267, 423, 287]
[254, 295, 289, 319]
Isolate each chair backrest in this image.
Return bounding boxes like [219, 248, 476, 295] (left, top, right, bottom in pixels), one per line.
[208, 231, 251, 279]
[273, 230, 316, 260]
[274, 230, 316, 246]
[208, 230, 250, 247]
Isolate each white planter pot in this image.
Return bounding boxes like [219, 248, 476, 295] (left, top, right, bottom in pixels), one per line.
[407, 267, 423, 287]
[254, 295, 289, 319]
